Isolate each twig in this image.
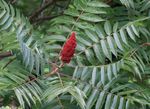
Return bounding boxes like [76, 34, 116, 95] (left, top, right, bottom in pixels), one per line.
[0, 51, 13, 60]
[105, 0, 112, 4]
[9, 0, 17, 4]
[11, 0, 17, 4]
[32, 0, 70, 24]
[29, 0, 55, 21]
[142, 42, 150, 46]
[33, 13, 63, 23]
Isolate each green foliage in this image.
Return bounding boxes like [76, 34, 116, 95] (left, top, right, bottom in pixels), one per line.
[0, 0, 150, 109]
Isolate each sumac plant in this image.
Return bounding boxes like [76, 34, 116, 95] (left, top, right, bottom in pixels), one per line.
[0, 0, 150, 109]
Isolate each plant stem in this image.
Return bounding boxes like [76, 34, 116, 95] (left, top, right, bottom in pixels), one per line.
[45, 62, 64, 77]
[57, 72, 64, 88]
[3, 57, 16, 69]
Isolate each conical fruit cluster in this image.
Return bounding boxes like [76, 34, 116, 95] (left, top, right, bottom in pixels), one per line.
[60, 32, 77, 63]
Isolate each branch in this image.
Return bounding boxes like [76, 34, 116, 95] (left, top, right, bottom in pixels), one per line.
[29, 0, 57, 22]
[33, 13, 63, 23]
[142, 42, 150, 46]
[0, 51, 13, 60]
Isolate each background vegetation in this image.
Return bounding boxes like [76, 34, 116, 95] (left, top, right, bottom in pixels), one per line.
[0, 0, 150, 109]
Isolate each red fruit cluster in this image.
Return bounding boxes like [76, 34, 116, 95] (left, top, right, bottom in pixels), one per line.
[60, 32, 77, 63]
